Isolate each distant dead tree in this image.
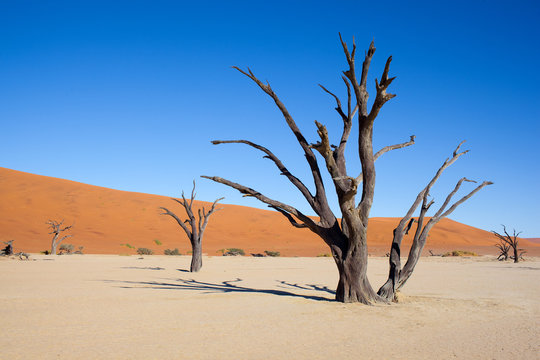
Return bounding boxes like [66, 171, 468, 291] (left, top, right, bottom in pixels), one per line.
[159, 182, 223, 272]
[492, 225, 525, 263]
[1, 240, 14, 256]
[47, 220, 73, 255]
[203, 34, 492, 303]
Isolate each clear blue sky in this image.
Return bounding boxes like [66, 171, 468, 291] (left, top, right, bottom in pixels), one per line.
[1, 1, 539, 236]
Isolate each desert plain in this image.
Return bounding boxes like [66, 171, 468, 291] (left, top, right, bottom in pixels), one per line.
[1, 167, 540, 359]
[1, 254, 539, 359]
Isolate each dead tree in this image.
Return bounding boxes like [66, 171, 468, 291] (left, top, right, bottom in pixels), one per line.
[203, 35, 492, 303]
[159, 182, 223, 272]
[492, 225, 525, 263]
[1, 240, 14, 256]
[47, 220, 73, 255]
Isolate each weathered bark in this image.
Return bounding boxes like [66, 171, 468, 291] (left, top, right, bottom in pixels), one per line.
[47, 220, 73, 255]
[160, 181, 222, 272]
[492, 226, 524, 263]
[203, 35, 490, 303]
[334, 238, 382, 304]
[190, 241, 203, 272]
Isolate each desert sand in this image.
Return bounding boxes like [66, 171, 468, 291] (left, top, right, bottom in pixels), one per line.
[2, 167, 539, 257]
[1, 254, 539, 359]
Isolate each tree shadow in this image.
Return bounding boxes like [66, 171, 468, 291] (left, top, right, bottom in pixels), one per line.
[276, 280, 335, 295]
[108, 278, 334, 302]
[120, 266, 165, 270]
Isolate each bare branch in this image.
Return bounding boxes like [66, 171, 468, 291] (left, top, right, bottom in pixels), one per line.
[202, 175, 319, 230]
[436, 180, 493, 220]
[232, 66, 328, 208]
[368, 55, 396, 124]
[210, 140, 316, 210]
[354, 135, 416, 192]
[269, 206, 308, 229]
[374, 135, 416, 161]
[160, 206, 192, 238]
[199, 197, 225, 234]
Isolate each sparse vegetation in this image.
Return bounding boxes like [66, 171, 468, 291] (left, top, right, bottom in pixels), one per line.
[164, 248, 181, 255]
[222, 248, 245, 256]
[121, 243, 135, 249]
[59, 243, 74, 254]
[264, 250, 280, 257]
[137, 248, 154, 255]
[154, 239, 162, 246]
[317, 253, 331, 257]
[441, 250, 478, 257]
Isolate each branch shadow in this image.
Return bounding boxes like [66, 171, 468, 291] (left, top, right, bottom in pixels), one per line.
[276, 280, 335, 295]
[107, 278, 334, 302]
[120, 266, 165, 271]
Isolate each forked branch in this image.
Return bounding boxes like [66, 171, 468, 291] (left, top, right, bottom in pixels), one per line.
[378, 142, 493, 300]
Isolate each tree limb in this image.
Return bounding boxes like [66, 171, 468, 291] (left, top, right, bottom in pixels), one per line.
[159, 206, 192, 239]
[355, 135, 416, 184]
[269, 206, 308, 228]
[201, 175, 320, 231]
[232, 66, 328, 209]
[210, 140, 316, 211]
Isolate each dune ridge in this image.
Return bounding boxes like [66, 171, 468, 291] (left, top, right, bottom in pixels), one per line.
[1, 167, 538, 256]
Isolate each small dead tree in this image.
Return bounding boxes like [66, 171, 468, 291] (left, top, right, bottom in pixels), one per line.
[159, 182, 223, 272]
[203, 35, 492, 303]
[492, 225, 525, 263]
[1, 240, 14, 256]
[47, 220, 73, 255]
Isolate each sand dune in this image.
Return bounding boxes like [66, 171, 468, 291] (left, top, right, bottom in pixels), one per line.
[1, 167, 539, 256]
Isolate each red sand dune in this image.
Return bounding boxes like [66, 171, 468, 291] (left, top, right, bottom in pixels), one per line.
[1, 167, 539, 256]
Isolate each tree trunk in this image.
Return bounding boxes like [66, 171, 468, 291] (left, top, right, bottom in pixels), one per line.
[377, 241, 401, 301]
[190, 240, 202, 272]
[512, 246, 519, 263]
[334, 243, 380, 304]
[50, 235, 59, 255]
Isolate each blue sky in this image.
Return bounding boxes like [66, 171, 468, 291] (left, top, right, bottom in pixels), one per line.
[1, 1, 539, 236]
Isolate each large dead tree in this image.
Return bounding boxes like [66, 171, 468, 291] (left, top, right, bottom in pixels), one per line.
[203, 35, 492, 303]
[160, 182, 223, 272]
[47, 220, 73, 255]
[492, 225, 525, 263]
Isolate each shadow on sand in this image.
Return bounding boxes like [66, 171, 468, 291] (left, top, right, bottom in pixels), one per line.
[108, 278, 335, 302]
